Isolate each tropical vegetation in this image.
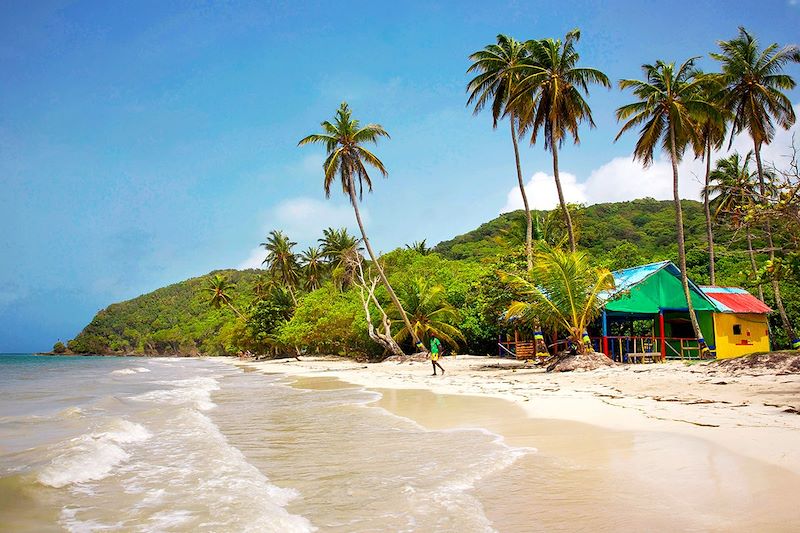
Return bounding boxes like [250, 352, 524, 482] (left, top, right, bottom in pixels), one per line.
[63, 27, 800, 359]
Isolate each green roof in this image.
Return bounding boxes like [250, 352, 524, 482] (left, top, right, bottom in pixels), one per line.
[602, 261, 717, 314]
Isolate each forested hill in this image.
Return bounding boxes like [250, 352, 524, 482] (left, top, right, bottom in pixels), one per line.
[64, 197, 796, 356]
[437, 198, 711, 265]
[64, 269, 263, 355]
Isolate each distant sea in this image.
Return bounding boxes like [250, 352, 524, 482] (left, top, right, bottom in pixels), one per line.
[0, 355, 524, 532]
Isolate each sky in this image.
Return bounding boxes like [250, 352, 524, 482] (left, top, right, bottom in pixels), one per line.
[1, 0, 799, 352]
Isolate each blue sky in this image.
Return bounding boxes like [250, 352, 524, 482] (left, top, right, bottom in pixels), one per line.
[2, 0, 799, 351]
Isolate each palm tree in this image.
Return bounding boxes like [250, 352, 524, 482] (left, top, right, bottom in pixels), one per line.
[319, 227, 363, 290]
[299, 246, 326, 291]
[503, 244, 614, 355]
[298, 102, 423, 351]
[206, 274, 244, 319]
[467, 34, 534, 271]
[405, 240, 431, 255]
[260, 230, 300, 305]
[388, 276, 466, 349]
[615, 58, 720, 350]
[319, 227, 362, 259]
[704, 152, 764, 300]
[693, 81, 729, 285]
[712, 27, 800, 341]
[512, 29, 610, 252]
[252, 272, 271, 301]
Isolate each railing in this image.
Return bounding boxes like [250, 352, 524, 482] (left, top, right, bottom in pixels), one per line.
[602, 336, 708, 362]
[499, 335, 711, 362]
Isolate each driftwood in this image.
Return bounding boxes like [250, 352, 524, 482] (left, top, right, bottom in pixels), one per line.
[352, 256, 405, 357]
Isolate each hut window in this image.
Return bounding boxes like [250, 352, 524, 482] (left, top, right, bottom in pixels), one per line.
[732, 324, 742, 335]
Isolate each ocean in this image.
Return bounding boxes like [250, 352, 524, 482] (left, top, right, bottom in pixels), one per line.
[2, 354, 799, 532]
[0, 355, 525, 532]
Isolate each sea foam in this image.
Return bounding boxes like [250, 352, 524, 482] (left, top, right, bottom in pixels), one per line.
[110, 367, 151, 375]
[129, 376, 220, 411]
[38, 419, 151, 488]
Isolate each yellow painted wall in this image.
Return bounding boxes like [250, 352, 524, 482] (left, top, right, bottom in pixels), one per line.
[712, 313, 771, 359]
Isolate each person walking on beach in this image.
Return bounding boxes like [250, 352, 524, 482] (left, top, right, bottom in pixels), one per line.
[430, 336, 445, 376]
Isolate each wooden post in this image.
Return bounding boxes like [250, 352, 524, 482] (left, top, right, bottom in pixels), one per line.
[659, 310, 666, 362]
[601, 309, 609, 357]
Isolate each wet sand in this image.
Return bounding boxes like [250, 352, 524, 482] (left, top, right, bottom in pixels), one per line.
[232, 356, 800, 531]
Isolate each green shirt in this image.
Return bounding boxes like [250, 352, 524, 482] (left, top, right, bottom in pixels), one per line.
[430, 338, 441, 353]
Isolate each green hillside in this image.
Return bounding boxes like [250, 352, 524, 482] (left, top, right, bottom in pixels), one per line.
[66, 198, 798, 356]
[67, 269, 264, 355]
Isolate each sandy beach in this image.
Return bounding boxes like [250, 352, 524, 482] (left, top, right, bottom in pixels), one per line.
[231, 355, 800, 474]
[226, 354, 800, 531]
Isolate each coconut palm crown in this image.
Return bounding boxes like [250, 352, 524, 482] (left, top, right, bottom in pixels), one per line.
[503, 244, 614, 355]
[615, 59, 719, 165]
[260, 230, 300, 304]
[298, 102, 389, 203]
[711, 27, 800, 150]
[388, 277, 466, 349]
[206, 274, 244, 319]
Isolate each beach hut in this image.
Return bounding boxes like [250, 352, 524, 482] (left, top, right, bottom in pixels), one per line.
[700, 286, 772, 359]
[594, 261, 773, 361]
[497, 260, 772, 361]
[597, 261, 718, 361]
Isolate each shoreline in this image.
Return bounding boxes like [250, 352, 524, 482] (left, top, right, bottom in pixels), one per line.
[225, 354, 800, 476]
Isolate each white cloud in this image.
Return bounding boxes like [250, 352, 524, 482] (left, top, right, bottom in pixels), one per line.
[502, 157, 704, 213]
[501, 171, 586, 212]
[584, 156, 706, 203]
[236, 197, 364, 269]
[502, 103, 800, 213]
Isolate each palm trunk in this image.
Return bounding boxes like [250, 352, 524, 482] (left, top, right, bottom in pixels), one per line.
[510, 111, 533, 271]
[746, 225, 765, 302]
[703, 139, 716, 285]
[670, 128, 705, 350]
[753, 143, 796, 341]
[552, 143, 576, 252]
[227, 302, 245, 320]
[347, 180, 420, 353]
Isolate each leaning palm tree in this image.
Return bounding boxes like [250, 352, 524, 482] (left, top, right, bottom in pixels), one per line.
[693, 81, 729, 285]
[260, 230, 300, 305]
[388, 276, 466, 350]
[615, 58, 720, 351]
[512, 29, 610, 252]
[712, 27, 800, 342]
[299, 246, 326, 291]
[298, 102, 422, 351]
[503, 244, 614, 355]
[467, 34, 534, 271]
[206, 274, 244, 319]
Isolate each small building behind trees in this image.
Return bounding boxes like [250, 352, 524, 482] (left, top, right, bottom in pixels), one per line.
[596, 261, 772, 361]
[501, 260, 773, 361]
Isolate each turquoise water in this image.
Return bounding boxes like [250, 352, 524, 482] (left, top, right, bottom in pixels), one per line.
[0, 355, 523, 532]
[5, 354, 798, 532]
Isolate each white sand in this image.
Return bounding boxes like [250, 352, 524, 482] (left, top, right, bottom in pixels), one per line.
[227, 355, 800, 475]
